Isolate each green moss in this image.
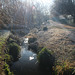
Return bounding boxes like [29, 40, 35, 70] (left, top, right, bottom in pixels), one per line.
[0, 33, 14, 75]
[4, 63, 14, 75]
[37, 48, 55, 68]
[8, 34, 21, 45]
[9, 38, 15, 42]
[8, 42, 21, 61]
[0, 34, 20, 75]
[5, 54, 11, 63]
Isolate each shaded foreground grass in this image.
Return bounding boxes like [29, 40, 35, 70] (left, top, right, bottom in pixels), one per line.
[0, 33, 11, 75]
[0, 33, 21, 75]
[37, 48, 55, 69]
[53, 60, 75, 75]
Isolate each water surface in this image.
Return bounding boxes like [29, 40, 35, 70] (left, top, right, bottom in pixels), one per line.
[11, 38, 51, 75]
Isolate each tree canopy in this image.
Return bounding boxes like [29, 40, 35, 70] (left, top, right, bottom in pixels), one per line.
[51, 0, 75, 23]
[0, 0, 50, 29]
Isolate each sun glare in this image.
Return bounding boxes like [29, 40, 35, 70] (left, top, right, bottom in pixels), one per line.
[37, 0, 54, 5]
[21, 0, 54, 7]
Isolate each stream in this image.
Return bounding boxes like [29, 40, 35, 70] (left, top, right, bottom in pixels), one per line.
[11, 38, 51, 75]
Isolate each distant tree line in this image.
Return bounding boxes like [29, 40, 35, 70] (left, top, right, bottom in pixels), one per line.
[51, 0, 75, 23]
[0, 0, 49, 29]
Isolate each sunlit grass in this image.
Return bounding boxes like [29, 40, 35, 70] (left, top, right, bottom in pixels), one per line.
[53, 60, 75, 75]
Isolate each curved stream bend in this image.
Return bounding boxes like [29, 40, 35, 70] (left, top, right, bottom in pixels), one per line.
[11, 38, 51, 75]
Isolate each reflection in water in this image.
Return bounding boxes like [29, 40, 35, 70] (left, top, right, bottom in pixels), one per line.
[24, 38, 29, 43]
[11, 46, 38, 75]
[29, 56, 34, 60]
[11, 38, 51, 75]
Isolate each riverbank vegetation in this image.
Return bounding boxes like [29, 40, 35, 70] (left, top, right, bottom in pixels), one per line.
[0, 33, 21, 75]
[0, 32, 75, 75]
[4, 63, 14, 75]
[0, 34, 12, 75]
[8, 42, 20, 61]
[53, 60, 75, 75]
[37, 47, 75, 75]
[0, 0, 75, 75]
[37, 48, 55, 69]
[27, 21, 75, 75]
[6, 34, 21, 61]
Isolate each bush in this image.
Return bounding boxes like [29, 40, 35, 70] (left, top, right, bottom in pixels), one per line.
[28, 37, 37, 44]
[7, 38, 16, 44]
[8, 42, 21, 61]
[37, 48, 55, 69]
[43, 27, 48, 31]
[28, 42, 38, 53]
[7, 34, 21, 45]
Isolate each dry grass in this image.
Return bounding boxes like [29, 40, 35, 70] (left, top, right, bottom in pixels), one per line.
[53, 60, 75, 75]
[28, 20, 75, 67]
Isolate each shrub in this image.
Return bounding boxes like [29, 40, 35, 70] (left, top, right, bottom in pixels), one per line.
[7, 38, 16, 44]
[37, 48, 55, 69]
[53, 61, 75, 75]
[28, 42, 38, 53]
[28, 37, 37, 44]
[7, 34, 21, 45]
[43, 27, 48, 31]
[8, 42, 21, 61]
[19, 31, 26, 36]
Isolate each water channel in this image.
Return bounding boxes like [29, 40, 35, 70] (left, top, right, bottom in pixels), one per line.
[11, 38, 51, 75]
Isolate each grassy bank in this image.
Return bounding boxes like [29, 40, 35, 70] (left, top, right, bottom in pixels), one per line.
[0, 32, 21, 75]
[0, 32, 11, 75]
[28, 21, 75, 75]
